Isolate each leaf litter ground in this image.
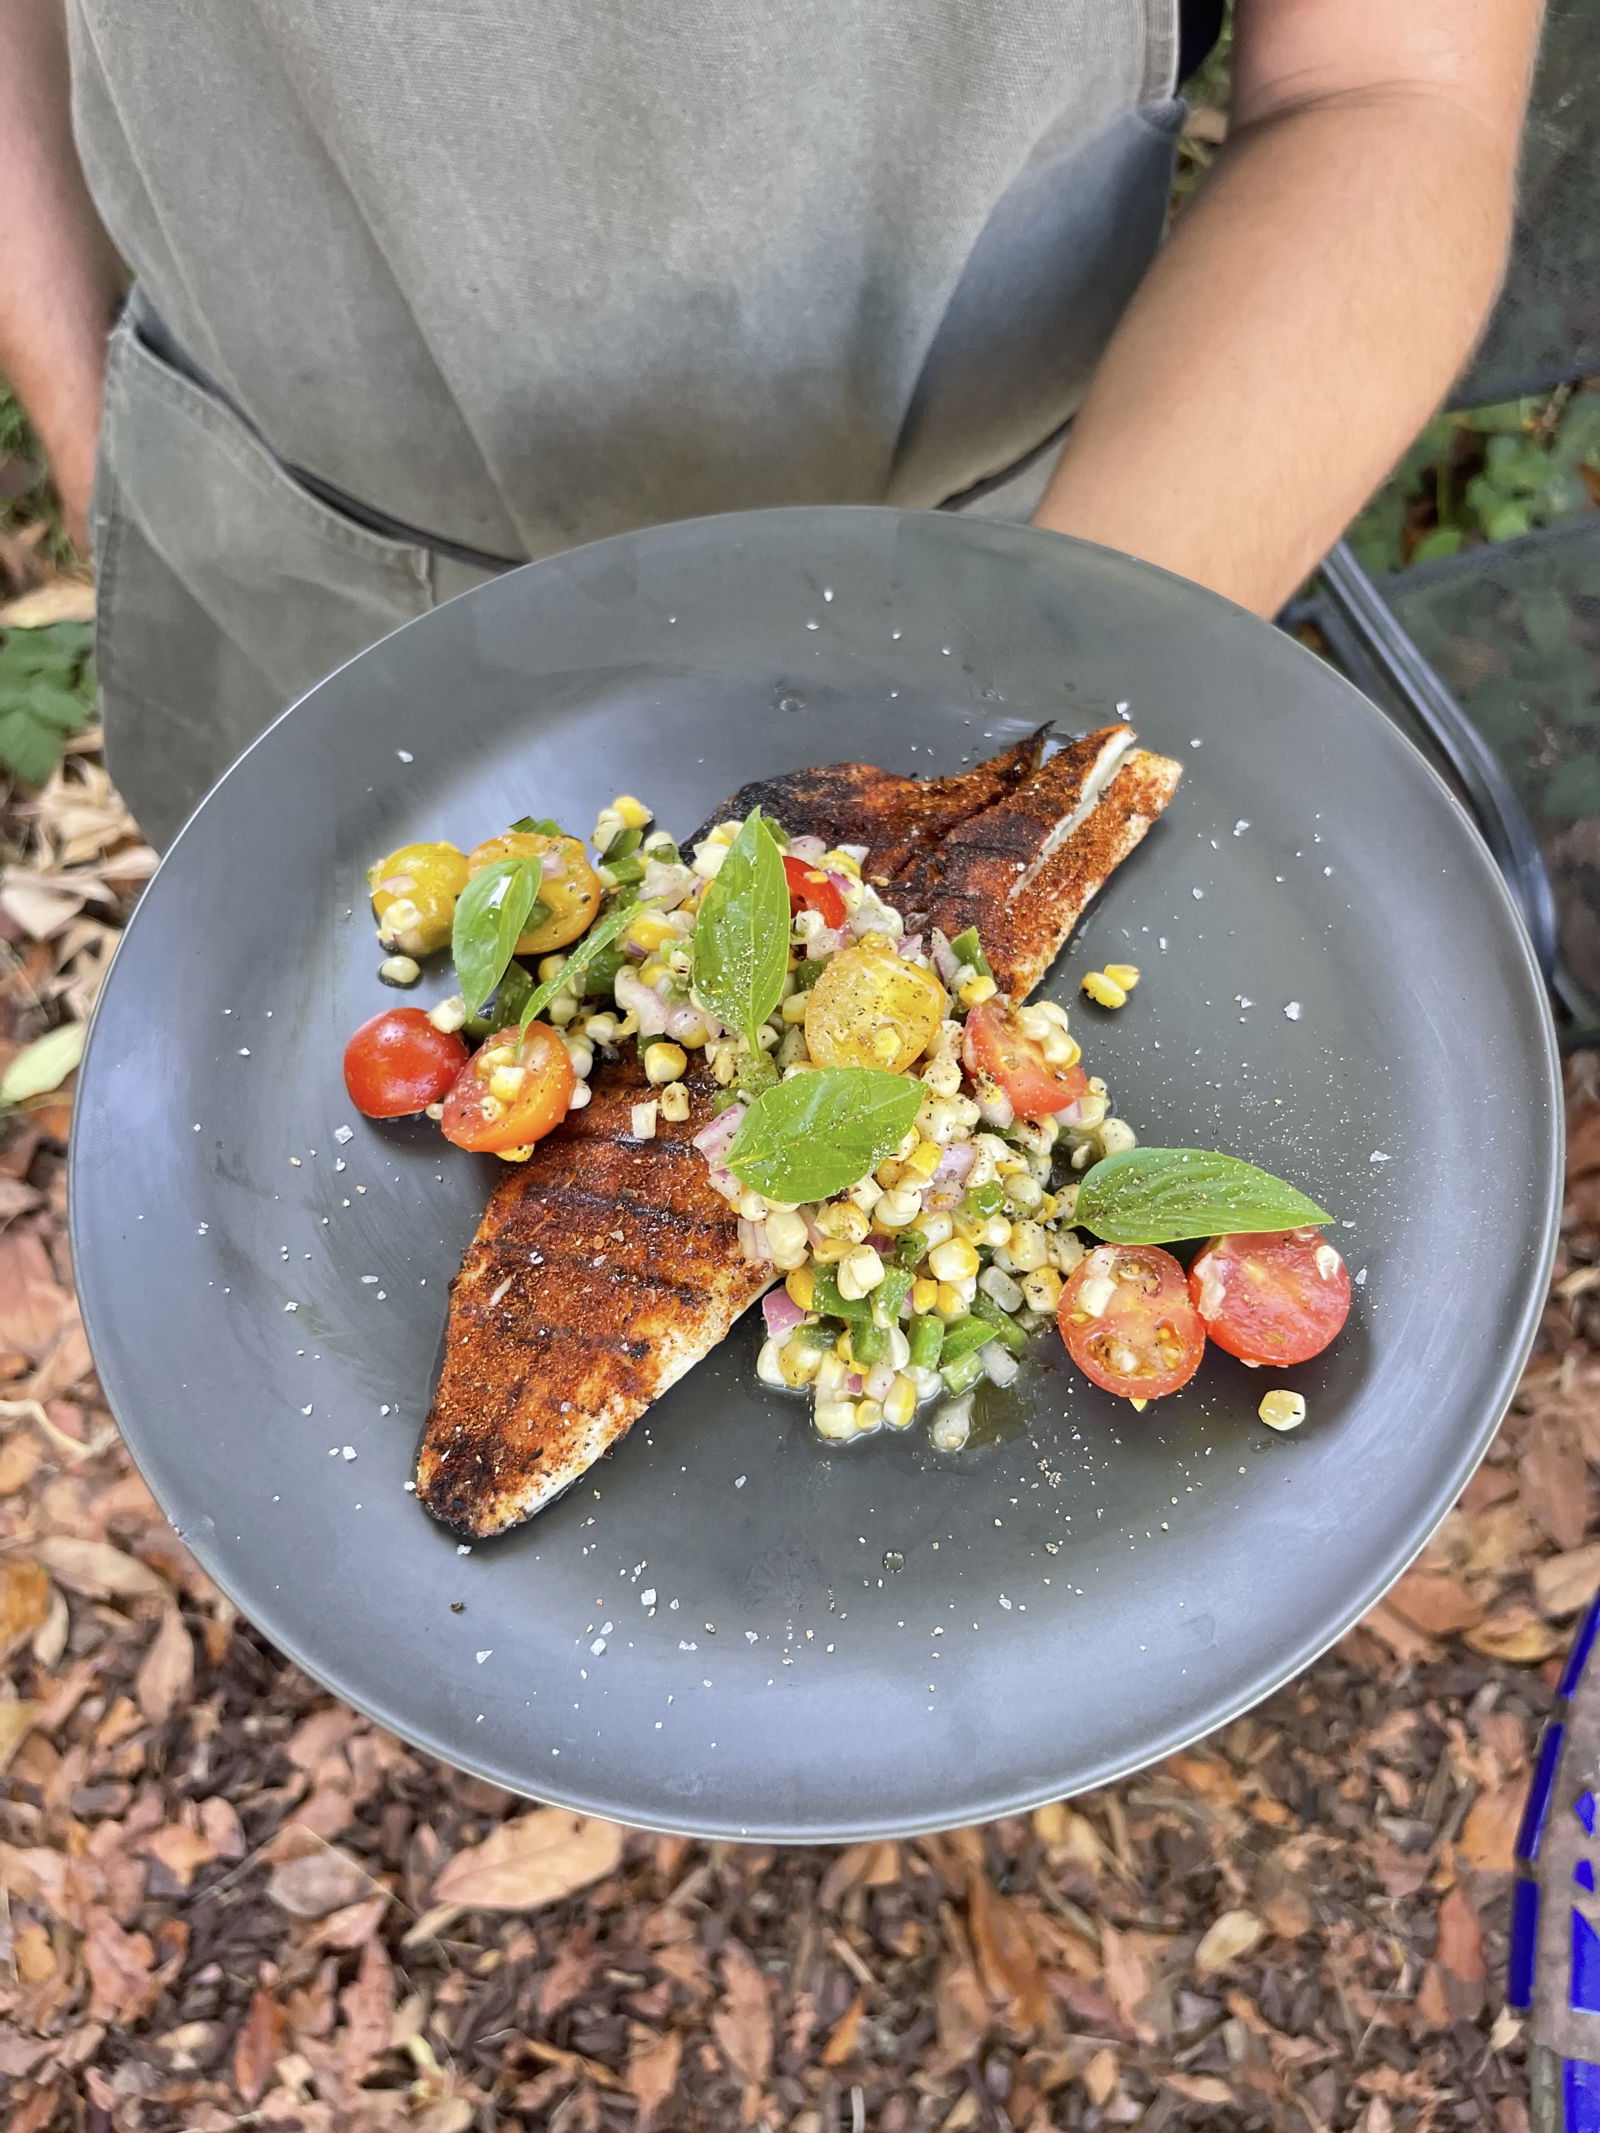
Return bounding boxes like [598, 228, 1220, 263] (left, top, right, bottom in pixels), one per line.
[3, 745, 1598, 2132]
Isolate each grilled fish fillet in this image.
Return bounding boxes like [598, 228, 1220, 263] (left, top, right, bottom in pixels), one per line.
[418, 725, 1181, 1536]
[884, 726, 1183, 998]
[416, 1061, 769, 1536]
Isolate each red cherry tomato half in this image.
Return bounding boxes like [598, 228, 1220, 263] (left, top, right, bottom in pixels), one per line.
[962, 1001, 1089, 1120]
[441, 1022, 576, 1154]
[342, 1009, 468, 1118]
[1057, 1243, 1206, 1401]
[782, 854, 847, 929]
[1188, 1228, 1351, 1367]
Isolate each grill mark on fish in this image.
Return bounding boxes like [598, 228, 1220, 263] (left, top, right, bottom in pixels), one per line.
[418, 723, 1180, 1536]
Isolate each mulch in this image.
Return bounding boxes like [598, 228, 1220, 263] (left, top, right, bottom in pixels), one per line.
[4, 745, 1599, 2132]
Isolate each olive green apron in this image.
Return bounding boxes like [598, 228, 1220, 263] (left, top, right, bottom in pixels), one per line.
[70, 0, 1183, 845]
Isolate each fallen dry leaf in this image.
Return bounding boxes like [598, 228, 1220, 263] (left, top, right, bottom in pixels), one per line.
[1534, 1541, 1600, 1619]
[1083, 2047, 1120, 2107]
[135, 1606, 194, 1725]
[1165, 2072, 1236, 2105]
[266, 1846, 372, 1919]
[1195, 1909, 1265, 1981]
[1520, 1421, 1590, 1550]
[934, 1957, 989, 2066]
[143, 1823, 219, 1889]
[33, 1534, 166, 1602]
[1465, 1602, 1565, 1664]
[821, 1990, 865, 2067]
[627, 2024, 683, 2131]
[966, 1864, 1049, 2031]
[711, 1936, 773, 2094]
[0, 1556, 51, 1656]
[83, 1910, 156, 2023]
[339, 1934, 395, 2087]
[234, 1986, 285, 2106]
[0, 577, 96, 627]
[432, 1809, 622, 1910]
[0, 1228, 65, 1357]
[1387, 1567, 1484, 1636]
[1459, 1784, 1526, 1875]
[0, 1699, 42, 1771]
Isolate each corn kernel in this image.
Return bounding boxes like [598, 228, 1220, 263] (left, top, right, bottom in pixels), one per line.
[709, 1042, 738, 1086]
[1103, 962, 1141, 990]
[958, 971, 998, 1008]
[538, 953, 568, 982]
[659, 1080, 691, 1124]
[979, 1265, 1024, 1313]
[876, 1159, 904, 1189]
[814, 1399, 859, 1440]
[1007, 1220, 1050, 1273]
[815, 1352, 849, 1396]
[756, 1337, 786, 1387]
[1006, 1173, 1045, 1214]
[904, 1138, 945, 1180]
[816, 1202, 871, 1244]
[780, 1338, 823, 1387]
[488, 1065, 526, 1102]
[496, 1143, 535, 1162]
[1021, 1267, 1064, 1313]
[1050, 1230, 1086, 1275]
[626, 911, 678, 954]
[781, 992, 810, 1023]
[1259, 1389, 1307, 1431]
[1097, 1118, 1138, 1158]
[848, 1177, 883, 1217]
[1041, 1030, 1081, 1069]
[918, 1211, 954, 1251]
[837, 1245, 886, 1300]
[883, 1374, 918, 1429]
[929, 1238, 980, 1284]
[820, 848, 862, 877]
[645, 1042, 687, 1085]
[854, 1398, 884, 1434]
[935, 1281, 970, 1320]
[1080, 970, 1127, 1010]
[786, 1266, 817, 1311]
[737, 1189, 769, 1221]
[566, 1081, 591, 1110]
[811, 1235, 852, 1263]
[612, 793, 651, 829]
[920, 1053, 963, 1099]
[428, 994, 468, 1034]
[911, 1276, 939, 1314]
[874, 1186, 924, 1230]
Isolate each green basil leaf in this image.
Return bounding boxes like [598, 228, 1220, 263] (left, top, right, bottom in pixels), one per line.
[1075, 1149, 1333, 1246]
[690, 810, 789, 1046]
[726, 1067, 924, 1203]
[452, 856, 541, 1017]
[518, 898, 652, 1030]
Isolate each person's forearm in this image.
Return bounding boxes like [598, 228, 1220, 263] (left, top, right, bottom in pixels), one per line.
[0, 0, 121, 548]
[1033, 90, 1523, 615]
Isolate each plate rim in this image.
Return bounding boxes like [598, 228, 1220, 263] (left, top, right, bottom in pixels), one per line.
[69, 505, 1565, 1840]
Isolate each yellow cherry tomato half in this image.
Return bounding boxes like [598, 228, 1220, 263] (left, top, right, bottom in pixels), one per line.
[803, 940, 946, 1072]
[367, 841, 470, 956]
[466, 831, 602, 954]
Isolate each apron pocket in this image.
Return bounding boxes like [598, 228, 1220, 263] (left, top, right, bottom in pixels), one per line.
[93, 307, 435, 844]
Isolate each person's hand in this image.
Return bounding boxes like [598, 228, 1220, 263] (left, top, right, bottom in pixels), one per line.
[41, 391, 101, 554]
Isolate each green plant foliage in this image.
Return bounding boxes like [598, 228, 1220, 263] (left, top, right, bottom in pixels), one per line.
[0, 623, 95, 785]
[1351, 388, 1600, 575]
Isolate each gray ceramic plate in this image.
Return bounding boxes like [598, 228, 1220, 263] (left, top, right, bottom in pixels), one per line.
[71, 508, 1561, 1840]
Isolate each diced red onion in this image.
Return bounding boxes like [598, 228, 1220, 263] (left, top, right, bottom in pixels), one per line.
[788, 834, 827, 863]
[1054, 1097, 1092, 1126]
[844, 1371, 864, 1397]
[640, 858, 694, 910]
[864, 1361, 896, 1404]
[866, 1232, 891, 1255]
[666, 999, 715, 1042]
[806, 927, 844, 961]
[692, 1102, 746, 1161]
[930, 1140, 976, 1189]
[705, 1163, 742, 1201]
[615, 968, 669, 1036]
[738, 1218, 770, 1263]
[763, 1289, 805, 1340]
[897, 932, 924, 959]
[930, 930, 961, 984]
[622, 938, 649, 961]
